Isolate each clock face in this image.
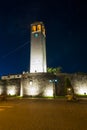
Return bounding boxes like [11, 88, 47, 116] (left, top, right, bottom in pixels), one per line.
[34, 33, 39, 38]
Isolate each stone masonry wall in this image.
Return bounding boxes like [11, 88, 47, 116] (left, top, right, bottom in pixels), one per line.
[0, 73, 87, 97]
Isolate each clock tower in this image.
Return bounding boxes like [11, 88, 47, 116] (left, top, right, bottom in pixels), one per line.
[30, 22, 47, 73]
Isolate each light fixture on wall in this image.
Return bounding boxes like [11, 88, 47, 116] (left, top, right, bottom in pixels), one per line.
[30, 80, 33, 85]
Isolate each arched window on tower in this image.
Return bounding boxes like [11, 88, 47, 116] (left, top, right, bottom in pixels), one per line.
[42, 26, 45, 36]
[37, 25, 41, 31]
[32, 26, 36, 32]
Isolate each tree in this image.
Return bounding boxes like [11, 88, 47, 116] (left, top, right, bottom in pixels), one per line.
[64, 77, 74, 95]
[47, 66, 62, 74]
[56, 67, 62, 74]
[47, 67, 53, 73]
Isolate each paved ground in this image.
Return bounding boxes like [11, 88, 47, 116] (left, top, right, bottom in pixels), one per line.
[0, 98, 87, 130]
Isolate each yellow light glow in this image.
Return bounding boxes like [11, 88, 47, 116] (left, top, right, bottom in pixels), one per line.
[0, 109, 4, 111]
[30, 81, 33, 85]
[20, 83, 23, 97]
[32, 26, 36, 32]
[0, 86, 3, 95]
[76, 87, 87, 95]
[73, 81, 87, 95]
[37, 25, 41, 31]
[24, 81, 40, 96]
[67, 88, 71, 91]
[7, 85, 17, 96]
[7, 89, 15, 95]
[29, 86, 39, 96]
[43, 88, 53, 97]
[42, 26, 45, 36]
[29, 87, 36, 95]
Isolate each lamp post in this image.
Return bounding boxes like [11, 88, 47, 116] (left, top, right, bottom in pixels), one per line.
[53, 79, 58, 98]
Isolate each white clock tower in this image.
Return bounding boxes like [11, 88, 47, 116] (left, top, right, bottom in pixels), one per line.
[30, 22, 47, 73]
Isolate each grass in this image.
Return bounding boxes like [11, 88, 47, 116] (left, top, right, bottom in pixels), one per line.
[78, 95, 87, 97]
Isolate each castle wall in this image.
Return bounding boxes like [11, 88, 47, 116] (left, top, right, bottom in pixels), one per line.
[56, 73, 87, 95]
[0, 79, 20, 96]
[21, 73, 56, 97]
[70, 74, 87, 95]
[0, 73, 87, 97]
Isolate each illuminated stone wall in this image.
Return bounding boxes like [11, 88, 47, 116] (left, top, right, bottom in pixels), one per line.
[56, 73, 87, 95]
[21, 73, 56, 97]
[0, 79, 20, 96]
[1, 73, 87, 97]
[0, 73, 56, 97]
[0, 81, 4, 95]
[70, 74, 87, 95]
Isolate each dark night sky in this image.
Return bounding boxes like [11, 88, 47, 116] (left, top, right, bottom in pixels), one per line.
[0, 0, 87, 76]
